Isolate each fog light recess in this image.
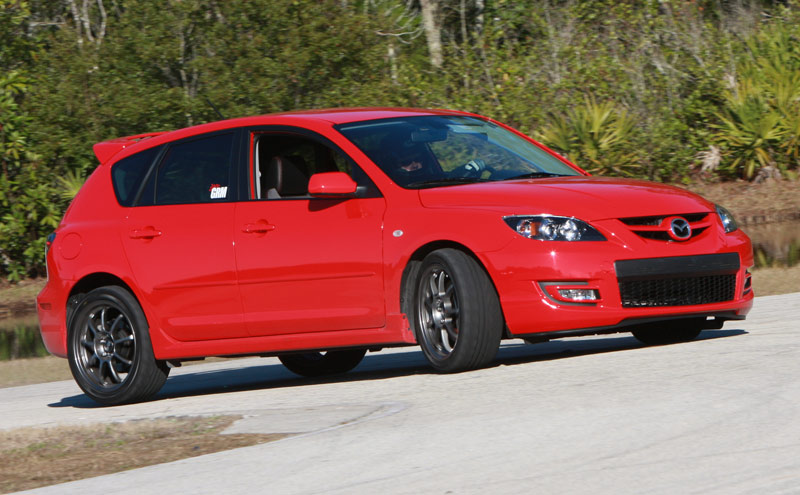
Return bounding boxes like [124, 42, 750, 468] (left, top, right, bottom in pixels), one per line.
[539, 282, 602, 305]
[557, 288, 600, 302]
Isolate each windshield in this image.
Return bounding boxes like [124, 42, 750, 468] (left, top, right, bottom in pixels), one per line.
[335, 115, 581, 188]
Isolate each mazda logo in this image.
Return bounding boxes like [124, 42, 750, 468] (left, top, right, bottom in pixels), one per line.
[669, 217, 692, 241]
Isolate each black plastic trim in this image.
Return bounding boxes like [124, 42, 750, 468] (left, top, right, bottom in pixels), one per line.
[615, 253, 740, 280]
[515, 311, 745, 342]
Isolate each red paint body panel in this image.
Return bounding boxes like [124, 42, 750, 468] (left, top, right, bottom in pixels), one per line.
[121, 203, 246, 341]
[37, 108, 754, 364]
[233, 197, 387, 336]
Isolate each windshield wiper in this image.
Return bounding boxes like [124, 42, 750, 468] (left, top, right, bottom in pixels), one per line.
[406, 177, 492, 189]
[504, 172, 570, 180]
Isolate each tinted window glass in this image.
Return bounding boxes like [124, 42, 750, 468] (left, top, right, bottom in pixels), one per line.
[336, 116, 579, 188]
[111, 146, 160, 206]
[155, 133, 234, 205]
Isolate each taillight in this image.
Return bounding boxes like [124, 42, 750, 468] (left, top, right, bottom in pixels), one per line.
[46, 232, 56, 254]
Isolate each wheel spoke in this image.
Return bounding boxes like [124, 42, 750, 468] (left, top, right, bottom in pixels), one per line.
[85, 318, 97, 338]
[444, 319, 458, 339]
[81, 338, 94, 351]
[114, 335, 134, 345]
[99, 308, 107, 333]
[106, 360, 122, 384]
[109, 314, 124, 334]
[113, 353, 132, 366]
[428, 273, 439, 297]
[437, 271, 447, 296]
[440, 328, 453, 352]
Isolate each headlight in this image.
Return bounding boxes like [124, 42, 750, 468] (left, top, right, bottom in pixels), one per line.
[715, 205, 738, 233]
[504, 215, 606, 241]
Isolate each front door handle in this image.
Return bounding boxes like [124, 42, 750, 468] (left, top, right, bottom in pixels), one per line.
[129, 227, 162, 239]
[242, 222, 276, 234]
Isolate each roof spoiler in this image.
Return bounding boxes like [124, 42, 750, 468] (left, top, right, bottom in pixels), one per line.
[92, 132, 166, 164]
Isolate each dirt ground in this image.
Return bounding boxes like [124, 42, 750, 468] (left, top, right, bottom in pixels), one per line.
[0, 278, 42, 319]
[0, 416, 286, 493]
[685, 179, 800, 226]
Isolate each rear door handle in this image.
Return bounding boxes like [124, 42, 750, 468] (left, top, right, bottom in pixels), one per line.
[242, 222, 276, 234]
[129, 227, 162, 239]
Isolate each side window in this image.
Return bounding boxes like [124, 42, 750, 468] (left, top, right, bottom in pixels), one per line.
[111, 146, 160, 206]
[154, 133, 234, 205]
[253, 133, 378, 200]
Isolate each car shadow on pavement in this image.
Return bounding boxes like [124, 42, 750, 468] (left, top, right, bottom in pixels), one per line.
[493, 328, 747, 367]
[48, 328, 747, 409]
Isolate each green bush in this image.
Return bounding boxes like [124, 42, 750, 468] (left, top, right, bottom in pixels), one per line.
[2, 0, 800, 281]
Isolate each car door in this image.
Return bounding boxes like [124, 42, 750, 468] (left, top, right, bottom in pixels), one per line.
[234, 130, 386, 336]
[121, 131, 247, 342]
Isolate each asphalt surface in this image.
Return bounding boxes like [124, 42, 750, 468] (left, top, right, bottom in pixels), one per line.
[3, 292, 800, 494]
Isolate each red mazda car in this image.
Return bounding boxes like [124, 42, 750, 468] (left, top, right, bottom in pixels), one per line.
[37, 108, 753, 405]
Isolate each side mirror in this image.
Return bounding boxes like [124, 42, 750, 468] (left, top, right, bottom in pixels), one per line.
[308, 172, 358, 198]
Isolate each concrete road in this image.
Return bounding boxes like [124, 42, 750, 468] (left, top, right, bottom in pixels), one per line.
[4, 293, 800, 494]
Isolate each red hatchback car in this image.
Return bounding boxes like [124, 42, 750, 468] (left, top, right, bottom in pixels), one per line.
[37, 108, 753, 405]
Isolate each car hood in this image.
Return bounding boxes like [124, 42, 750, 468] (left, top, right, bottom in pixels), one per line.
[417, 177, 715, 221]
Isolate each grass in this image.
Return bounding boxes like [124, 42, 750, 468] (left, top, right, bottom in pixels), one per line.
[0, 416, 287, 493]
[751, 264, 800, 297]
[0, 355, 73, 388]
[0, 278, 43, 319]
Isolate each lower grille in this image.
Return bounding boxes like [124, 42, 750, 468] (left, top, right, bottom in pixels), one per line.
[619, 274, 736, 308]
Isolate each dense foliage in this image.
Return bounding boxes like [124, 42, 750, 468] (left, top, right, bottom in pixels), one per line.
[1, 0, 799, 279]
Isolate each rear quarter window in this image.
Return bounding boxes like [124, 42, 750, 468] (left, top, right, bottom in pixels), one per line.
[154, 132, 235, 205]
[111, 146, 161, 206]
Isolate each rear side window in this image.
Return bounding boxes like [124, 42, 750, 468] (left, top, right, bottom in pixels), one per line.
[153, 133, 235, 205]
[111, 146, 160, 206]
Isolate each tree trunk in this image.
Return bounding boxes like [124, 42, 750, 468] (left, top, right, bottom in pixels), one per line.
[419, 0, 443, 68]
[475, 0, 484, 34]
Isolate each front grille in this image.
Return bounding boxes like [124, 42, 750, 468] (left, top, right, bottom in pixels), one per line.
[619, 274, 737, 307]
[619, 212, 710, 241]
[615, 254, 739, 308]
[620, 212, 709, 226]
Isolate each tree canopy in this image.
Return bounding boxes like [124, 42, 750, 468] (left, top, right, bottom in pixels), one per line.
[1, 0, 800, 279]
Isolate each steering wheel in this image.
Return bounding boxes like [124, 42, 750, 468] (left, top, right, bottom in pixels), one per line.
[452, 159, 492, 178]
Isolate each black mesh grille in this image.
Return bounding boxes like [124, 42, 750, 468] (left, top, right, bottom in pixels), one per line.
[619, 274, 736, 308]
[620, 212, 709, 226]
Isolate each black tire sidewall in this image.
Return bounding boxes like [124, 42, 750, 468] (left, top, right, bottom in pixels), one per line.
[67, 286, 166, 405]
[414, 249, 502, 372]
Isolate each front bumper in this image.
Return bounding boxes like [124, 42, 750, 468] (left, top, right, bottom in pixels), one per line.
[480, 227, 754, 337]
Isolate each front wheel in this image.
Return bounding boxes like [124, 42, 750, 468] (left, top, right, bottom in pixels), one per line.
[279, 349, 367, 377]
[414, 248, 503, 372]
[67, 286, 169, 405]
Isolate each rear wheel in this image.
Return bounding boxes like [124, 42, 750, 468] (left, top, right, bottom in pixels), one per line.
[414, 248, 503, 372]
[279, 349, 367, 377]
[67, 286, 169, 405]
[631, 318, 704, 346]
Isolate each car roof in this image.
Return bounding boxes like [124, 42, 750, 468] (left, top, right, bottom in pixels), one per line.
[93, 107, 477, 165]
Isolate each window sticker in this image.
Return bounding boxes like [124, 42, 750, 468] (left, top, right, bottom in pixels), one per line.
[209, 183, 228, 199]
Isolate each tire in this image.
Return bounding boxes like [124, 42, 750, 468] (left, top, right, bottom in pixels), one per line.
[631, 318, 704, 346]
[414, 248, 503, 372]
[279, 349, 367, 377]
[67, 286, 169, 405]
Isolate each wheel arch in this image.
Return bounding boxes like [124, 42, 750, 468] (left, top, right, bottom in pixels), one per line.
[399, 240, 506, 334]
[66, 272, 141, 332]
